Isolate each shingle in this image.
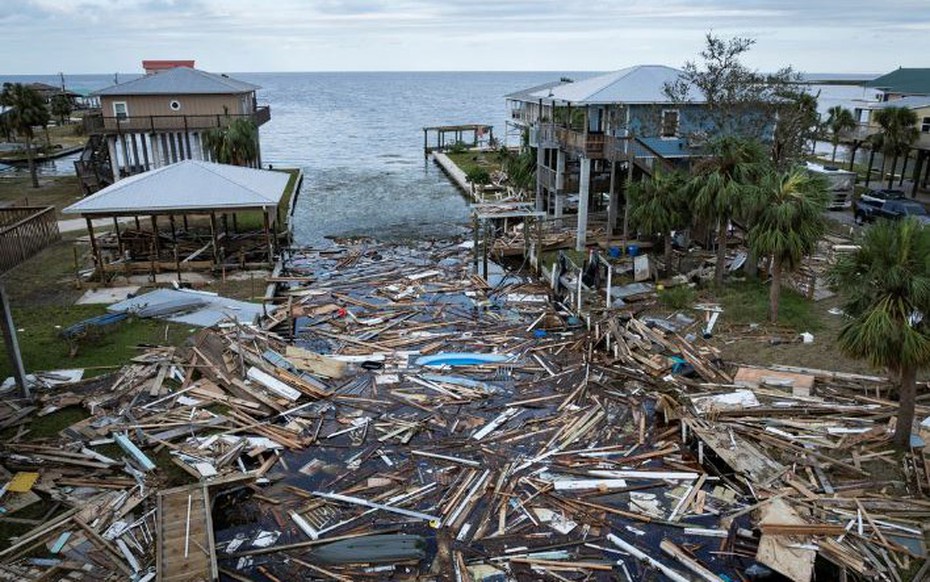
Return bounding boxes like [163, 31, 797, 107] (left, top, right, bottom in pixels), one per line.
[865, 68, 930, 96]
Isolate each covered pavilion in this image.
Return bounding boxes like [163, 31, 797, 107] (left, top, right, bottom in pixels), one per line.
[63, 160, 292, 277]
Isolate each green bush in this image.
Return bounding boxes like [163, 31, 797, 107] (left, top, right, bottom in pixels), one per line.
[448, 141, 469, 154]
[658, 285, 696, 310]
[465, 167, 491, 186]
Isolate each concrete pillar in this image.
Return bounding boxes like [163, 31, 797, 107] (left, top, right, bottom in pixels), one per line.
[555, 150, 566, 218]
[107, 137, 120, 182]
[576, 157, 591, 251]
[535, 145, 545, 212]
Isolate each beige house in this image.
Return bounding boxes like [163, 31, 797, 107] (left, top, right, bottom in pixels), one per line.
[76, 64, 271, 194]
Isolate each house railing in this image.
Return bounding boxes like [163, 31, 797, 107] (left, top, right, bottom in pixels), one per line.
[82, 106, 272, 134]
[0, 206, 60, 274]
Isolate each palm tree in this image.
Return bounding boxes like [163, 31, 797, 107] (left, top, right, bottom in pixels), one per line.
[688, 136, 767, 286]
[50, 93, 72, 125]
[629, 171, 688, 274]
[747, 169, 829, 322]
[831, 218, 930, 449]
[825, 106, 857, 163]
[0, 83, 50, 188]
[203, 118, 259, 167]
[871, 107, 919, 189]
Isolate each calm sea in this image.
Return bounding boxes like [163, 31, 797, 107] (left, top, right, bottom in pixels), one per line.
[1, 71, 873, 243]
[1, 71, 573, 244]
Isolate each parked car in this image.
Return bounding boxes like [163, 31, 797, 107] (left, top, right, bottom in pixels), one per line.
[855, 199, 930, 225]
[859, 188, 905, 205]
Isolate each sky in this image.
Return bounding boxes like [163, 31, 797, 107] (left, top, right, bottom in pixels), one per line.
[0, 0, 927, 75]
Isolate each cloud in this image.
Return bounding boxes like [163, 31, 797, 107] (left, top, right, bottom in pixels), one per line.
[0, 0, 926, 73]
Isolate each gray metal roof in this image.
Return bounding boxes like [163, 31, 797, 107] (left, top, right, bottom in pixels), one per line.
[92, 67, 260, 96]
[524, 65, 703, 105]
[63, 160, 290, 216]
[504, 80, 571, 101]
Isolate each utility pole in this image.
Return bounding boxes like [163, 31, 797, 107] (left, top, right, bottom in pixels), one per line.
[0, 286, 29, 399]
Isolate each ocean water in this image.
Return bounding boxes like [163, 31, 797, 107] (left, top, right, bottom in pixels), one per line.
[1, 71, 571, 244]
[2, 72, 876, 242]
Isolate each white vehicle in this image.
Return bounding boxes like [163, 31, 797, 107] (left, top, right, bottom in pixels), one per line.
[806, 162, 856, 210]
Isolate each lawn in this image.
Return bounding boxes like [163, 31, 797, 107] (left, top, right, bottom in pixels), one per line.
[0, 174, 84, 217]
[0, 303, 194, 380]
[445, 150, 507, 178]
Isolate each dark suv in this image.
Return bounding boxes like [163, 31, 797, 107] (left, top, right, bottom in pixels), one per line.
[860, 188, 905, 205]
[855, 199, 930, 225]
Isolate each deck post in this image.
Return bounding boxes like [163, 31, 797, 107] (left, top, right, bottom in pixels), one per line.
[263, 208, 273, 266]
[607, 160, 618, 247]
[113, 217, 123, 257]
[86, 216, 104, 282]
[150, 215, 160, 255]
[576, 157, 591, 251]
[209, 212, 219, 266]
[0, 286, 28, 400]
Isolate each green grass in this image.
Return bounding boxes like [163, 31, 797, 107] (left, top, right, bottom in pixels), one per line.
[0, 304, 193, 380]
[26, 406, 90, 440]
[446, 150, 506, 178]
[715, 280, 821, 332]
[233, 168, 301, 231]
[0, 174, 84, 217]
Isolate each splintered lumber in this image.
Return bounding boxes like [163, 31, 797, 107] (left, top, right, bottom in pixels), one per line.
[113, 433, 156, 472]
[689, 423, 784, 484]
[285, 346, 347, 378]
[660, 539, 725, 582]
[246, 367, 301, 401]
[607, 534, 690, 582]
[310, 491, 442, 524]
[472, 408, 522, 440]
[756, 498, 816, 582]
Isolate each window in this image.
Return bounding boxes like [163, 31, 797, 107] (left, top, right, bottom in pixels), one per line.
[169, 99, 181, 111]
[113, 101, 128, 120]
[661, 110, 679, 138]
[922, 116, 930, 133]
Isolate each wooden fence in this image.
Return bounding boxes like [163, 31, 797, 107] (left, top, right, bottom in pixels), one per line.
[0, 206, 60, 274]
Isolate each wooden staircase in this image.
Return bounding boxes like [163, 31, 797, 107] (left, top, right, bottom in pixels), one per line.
[73, 134, 113, 195]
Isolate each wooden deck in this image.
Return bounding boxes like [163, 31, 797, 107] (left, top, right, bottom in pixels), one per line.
[156, 483, 217, 582]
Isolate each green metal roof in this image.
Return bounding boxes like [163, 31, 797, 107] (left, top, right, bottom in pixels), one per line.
[865, 68, 930, 95]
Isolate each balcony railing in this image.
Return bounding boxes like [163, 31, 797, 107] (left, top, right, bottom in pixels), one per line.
[552, 127, 606, 158]
[83, 105, 271, 135]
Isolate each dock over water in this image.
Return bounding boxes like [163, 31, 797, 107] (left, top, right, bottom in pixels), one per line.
[422, 124, 493, 156]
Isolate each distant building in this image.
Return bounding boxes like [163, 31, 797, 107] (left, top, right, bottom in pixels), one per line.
[852, 68, 930, 191]
[76, 62, 271, 194]
[506, 65, 715, 249]
[142, 60, 197, 75]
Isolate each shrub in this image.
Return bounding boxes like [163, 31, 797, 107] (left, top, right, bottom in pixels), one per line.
[465, 167, 491, 186]
[658, 285, 697, 310]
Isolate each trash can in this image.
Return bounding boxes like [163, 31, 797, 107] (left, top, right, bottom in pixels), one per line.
[626, 244, 639, 257]
[608, 246, 621, 258]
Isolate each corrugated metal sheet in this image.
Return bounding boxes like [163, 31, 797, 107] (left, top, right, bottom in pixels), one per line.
[93, 67, 259, 96]
[62, 160, 290, 215]
[108, 288, 268, 327]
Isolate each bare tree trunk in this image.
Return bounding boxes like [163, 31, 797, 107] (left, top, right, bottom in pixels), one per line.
[769, 257, 781, 323]
[893, 365, 917, 449]
[714, 218, 727, 287]
[831, 142, 838, 162]
[663, 232, 673, 277]
[25, 135, 38, 189]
